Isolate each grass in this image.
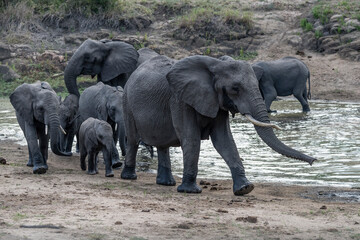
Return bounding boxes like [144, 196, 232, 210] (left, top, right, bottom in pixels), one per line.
[13, 213, 27, 221]
[233, 48, 258, 61]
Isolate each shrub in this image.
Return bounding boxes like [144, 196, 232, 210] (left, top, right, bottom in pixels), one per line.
[300, 18, 308, 28]
[315, 29, 323, 38]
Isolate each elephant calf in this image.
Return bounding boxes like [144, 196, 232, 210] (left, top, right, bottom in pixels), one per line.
[79, 117, 122, 177]
[252, 56, 311, 112]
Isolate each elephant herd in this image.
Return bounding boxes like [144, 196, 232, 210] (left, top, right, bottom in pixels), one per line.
[10, 39, 316, 196]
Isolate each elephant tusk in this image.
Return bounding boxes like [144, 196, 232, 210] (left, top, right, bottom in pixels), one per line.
[115, 123, 118, 133]
[244, 114, 282, 130]
[45, 125, 48, 135]
[59, 125, 67, 135]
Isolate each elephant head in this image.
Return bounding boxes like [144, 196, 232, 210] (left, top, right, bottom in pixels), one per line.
[59, 94, 79, 152]
[10, 82, 71, 156]
[166, 56, 315, 165]
[64, 39, 139, 97]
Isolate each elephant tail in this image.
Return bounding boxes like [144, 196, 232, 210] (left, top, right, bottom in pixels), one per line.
[307, 70, 311, 100]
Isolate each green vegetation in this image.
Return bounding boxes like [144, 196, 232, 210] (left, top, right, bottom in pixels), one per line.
[315, 29, 323, 39]
[300, 18, 313, 32]
[233, 48, 258, 61]
[13, 213, 27, 221]
[312, 4, 333, 24]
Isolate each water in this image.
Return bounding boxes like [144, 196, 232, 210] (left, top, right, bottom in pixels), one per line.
[1, 97, 360, 188]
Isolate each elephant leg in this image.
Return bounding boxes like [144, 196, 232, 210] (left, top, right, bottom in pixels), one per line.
[121, 112, 138, 180]
[87, 151, 97, 175]
[26, 145, 33, 167]
[37, 124, 49, 170]
[80, 150, 87, 171]
[95, 152, 99, 174]
[262, 87, 277, 113]
[156, 147, 176, 186]
[65, 132, 75, 152]
[210, 111, 254, 195]
[294, 88, 310, 112]
[24, 122, 47, 174]
[103, 150, 114, 177]
[174, 106, 202, 193]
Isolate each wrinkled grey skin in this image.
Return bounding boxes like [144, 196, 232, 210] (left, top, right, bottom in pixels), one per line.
[64, 39, 139, 97]
[136, 48, 160, 67]
[121, 55, 316, 195]
[251, 56, 311, 113]
[78, 82, 126, 158]
[79, 117, 121, 177]
[59, 94, 79, 153]
[9, 82, 72, 174]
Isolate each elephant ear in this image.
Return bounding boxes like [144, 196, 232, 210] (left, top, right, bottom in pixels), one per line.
[252, 65, 264, 81]
[166, 56, 220, 118]
[9, 83, 37, 125]
[100, 41, 139, 82]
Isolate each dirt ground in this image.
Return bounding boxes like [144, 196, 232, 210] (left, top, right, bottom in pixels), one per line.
[0, 141, 360, 240]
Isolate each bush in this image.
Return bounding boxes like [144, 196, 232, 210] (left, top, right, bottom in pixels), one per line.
[315, 29, 322, 38]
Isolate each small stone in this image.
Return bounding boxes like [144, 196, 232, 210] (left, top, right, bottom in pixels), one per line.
[210, 186, 218, 191]
[217, 209, 228, 213]
[114, 221, 122, 225]
[141, 209, 150, 212]
[199, 180, 211, 185]
[4, 175, 10, 178]
[177, 223, 190, 229]
[327, 228, 338, 232]
[320, 205, 327, 210]
[355, 222, 359, 225]
[0, 157, 6, 165]
[169, 208, 176, 211]
[236, 216, 258, 223]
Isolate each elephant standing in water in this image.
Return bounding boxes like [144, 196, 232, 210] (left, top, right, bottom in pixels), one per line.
[121, 55, 316, 195]
[252, 56, 311, 113]
[10, 82, 72, 174]
[64, 39, 139, 97]
[59, 94, 79, 153]
[78, 82, 126, 158]
[79, 117, 121, 177]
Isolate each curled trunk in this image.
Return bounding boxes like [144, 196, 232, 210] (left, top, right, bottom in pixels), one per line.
[249, 90, 316, 165]
[49, 113, 72, 156]
[64, 59, 81, 97]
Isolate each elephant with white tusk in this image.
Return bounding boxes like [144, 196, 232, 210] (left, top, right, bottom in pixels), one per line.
[121, 55, 316, 196]
[10, 81, 72, 174]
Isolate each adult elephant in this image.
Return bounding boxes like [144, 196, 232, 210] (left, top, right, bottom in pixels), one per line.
[10, 82, 72, 174]
[251, 56, 311, 113]
[78, 82, 126, 158]
[121, 55, 316, 195]
[136, 48, 159, 67]
[64, 39, 139, 97]
[59, 94, 79, 153]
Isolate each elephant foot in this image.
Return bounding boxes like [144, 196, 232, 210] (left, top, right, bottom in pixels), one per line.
[121, 165, 137, 180]
[33, 165, 47, 174]
[105, 171, 114, 177]
[268, 109, 277, 113]
[177, 182, 202, 193]
[112, 161, 122, 169]
[156, 166, 176, 186]
[230, 167, 254, 196]
[302, 107, 310, 112]
[87, 170, 97, 175]
[26, 159, 33, 167]
[81, 162, 86, 171]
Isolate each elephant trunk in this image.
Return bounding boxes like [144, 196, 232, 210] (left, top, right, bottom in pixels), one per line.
[48, 112, 72, 156]
[248, 89, 316, 165]
[64, 59, 81, 97]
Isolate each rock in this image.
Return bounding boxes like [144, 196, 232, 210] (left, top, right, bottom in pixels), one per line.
[0, 65, 20, 82]
[236, 216, 258, 223]
[329, 14, 343, 23]
[0, 43, 12, 61]
[217, 209, 228, 213]
[286, 35, 302, 47]
[199, 180, 211, 185]
[346, 19, 360, 27]
[314, 25, 324, 32]
[37, 50, 65, 63]
[320, 205, 327, 210]
[0, 157, 6, 165]
[64, 34, 88, 45]
[114, 221, 122, 225]
[176, 223, 191, 229]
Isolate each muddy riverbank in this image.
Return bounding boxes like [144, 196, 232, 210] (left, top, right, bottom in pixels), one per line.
[0, 140, 360, 240]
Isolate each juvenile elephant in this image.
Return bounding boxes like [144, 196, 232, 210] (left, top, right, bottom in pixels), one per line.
[64, 39, 139, 97]
[79, 117, 121, 177]
[79, 82, 126, 158]
[59, 94, 79, 153]
[10, 82, 72, 174]
[252, 56, 311, 112]
[121, 55, 316, 195]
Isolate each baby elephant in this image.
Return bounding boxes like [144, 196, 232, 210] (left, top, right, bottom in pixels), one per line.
[79, 117, 122, 177]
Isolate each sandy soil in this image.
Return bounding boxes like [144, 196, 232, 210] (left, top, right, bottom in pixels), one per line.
[0, 141, 360, 240]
